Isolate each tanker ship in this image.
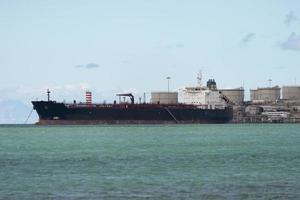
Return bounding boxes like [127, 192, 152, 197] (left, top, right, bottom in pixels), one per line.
[32, 76, 233, 125]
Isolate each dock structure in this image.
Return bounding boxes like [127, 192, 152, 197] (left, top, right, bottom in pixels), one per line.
[220, 85, 300, 123]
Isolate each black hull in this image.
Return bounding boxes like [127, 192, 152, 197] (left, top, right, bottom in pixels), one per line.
[32, 101, 233, 124]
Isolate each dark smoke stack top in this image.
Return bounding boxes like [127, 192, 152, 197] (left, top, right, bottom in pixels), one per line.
[206, 79, 217, 90]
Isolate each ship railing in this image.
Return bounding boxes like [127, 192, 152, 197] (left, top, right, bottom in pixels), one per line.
[64, 102, 228, 109]
[65, 103, 115, 108]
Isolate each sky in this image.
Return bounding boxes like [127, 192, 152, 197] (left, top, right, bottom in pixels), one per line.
[1, 0, 300, 123]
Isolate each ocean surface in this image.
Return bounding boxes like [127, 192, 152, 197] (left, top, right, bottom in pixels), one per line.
[0, 124, 300, 199]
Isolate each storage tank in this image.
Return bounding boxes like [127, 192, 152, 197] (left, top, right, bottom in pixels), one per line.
[250, 89, 258, 102]
[250, 86, 281, 102]
[282, 86, 300, 100]
[151, 92, 178, 104]
[219, 88, 244, 105]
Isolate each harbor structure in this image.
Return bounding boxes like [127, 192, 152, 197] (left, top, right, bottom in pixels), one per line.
[250, 86, 281, 102]
[282, 86, 300, 100]
[219, 87, 244, 105]
[150, 92, 178, 104]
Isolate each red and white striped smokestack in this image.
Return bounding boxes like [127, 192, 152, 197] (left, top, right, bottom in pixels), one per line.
[85, 91, 92, 104]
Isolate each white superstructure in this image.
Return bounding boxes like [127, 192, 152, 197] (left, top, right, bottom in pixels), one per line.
[180, 77, 227, 109]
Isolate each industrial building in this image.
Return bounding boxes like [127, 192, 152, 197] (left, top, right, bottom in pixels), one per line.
[151, 92, 178, 104]
[282, 86, 300, 100]
[219, 88, 244, 105]
[250, 86, 281, 102]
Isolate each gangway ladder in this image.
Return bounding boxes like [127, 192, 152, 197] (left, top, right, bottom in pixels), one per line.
[164, 107, 179, 124]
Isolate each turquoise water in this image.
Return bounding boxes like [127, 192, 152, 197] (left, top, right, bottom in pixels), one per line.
[0, 124, 300, 199]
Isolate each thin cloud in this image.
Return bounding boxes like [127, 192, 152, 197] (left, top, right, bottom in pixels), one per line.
[284, 11, 298, 27]
[165, 43, 185, 49]
[239, 33, 255, 47]
[175, 43, 185, 48]
[75, 63, 99, 69]
[281, 32, 300, 51]
[121, 60, 130, 64]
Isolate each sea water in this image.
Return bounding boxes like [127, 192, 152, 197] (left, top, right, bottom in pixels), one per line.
[0, 124, 300, 199]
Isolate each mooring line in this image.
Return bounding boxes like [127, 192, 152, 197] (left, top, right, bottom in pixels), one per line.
[164, 107, 179, 123]
[24, 108, 34, 124]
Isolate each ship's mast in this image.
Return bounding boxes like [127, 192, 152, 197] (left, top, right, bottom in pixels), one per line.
[47, 89, 50, 101]
[197, 70, 202, 87]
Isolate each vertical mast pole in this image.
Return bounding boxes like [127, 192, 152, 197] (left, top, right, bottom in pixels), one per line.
[47, 89, 50, 101]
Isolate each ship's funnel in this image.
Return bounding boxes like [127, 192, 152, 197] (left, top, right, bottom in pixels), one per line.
[86, 91, 92, 104]
[207, 79, 217, 90]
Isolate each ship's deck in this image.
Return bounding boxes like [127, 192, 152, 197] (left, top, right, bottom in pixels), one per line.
[64, 103, 226, 110]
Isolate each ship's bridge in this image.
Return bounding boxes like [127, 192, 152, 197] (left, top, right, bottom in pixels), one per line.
[180, 86, 227, 109]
